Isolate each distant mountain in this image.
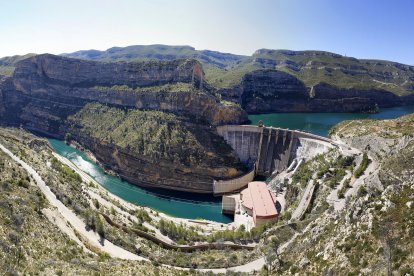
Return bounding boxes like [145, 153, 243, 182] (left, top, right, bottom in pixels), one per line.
[2, 45, 414, 114]
[250, 49, 414, 96]
[62, 45, 414, 96]
[0, 53, 36, 77]
[63, 44, 247, 69]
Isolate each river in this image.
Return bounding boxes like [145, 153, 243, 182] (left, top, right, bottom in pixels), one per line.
[48, 105, 414, 222]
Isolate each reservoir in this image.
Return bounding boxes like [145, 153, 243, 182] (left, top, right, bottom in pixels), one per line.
[48, 105, 414, 223]
[248, 106, 414, 137]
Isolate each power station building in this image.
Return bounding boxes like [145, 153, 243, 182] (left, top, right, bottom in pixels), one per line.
[222, 181, 278, 228]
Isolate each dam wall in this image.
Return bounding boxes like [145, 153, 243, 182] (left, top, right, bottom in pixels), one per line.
[217, 125, 262, 168]
[215, 125, 334, 194]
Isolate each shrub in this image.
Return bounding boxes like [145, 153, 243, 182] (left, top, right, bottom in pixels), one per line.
[95, 214, 105, 238]
[357, 185, 367, 197]
[93, 198, 100, 209]
[136, 209, 151, 223]
[17, 179, 29, 188]
[354, 153, 369, 178]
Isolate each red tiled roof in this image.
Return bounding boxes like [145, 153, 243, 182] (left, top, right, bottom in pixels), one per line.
[249, 181, 278, 219]
[241, 188, 253, 210]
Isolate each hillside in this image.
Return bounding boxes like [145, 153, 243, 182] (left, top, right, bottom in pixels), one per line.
[2, 46, 414, 115]
[1, 111, 413, 274]
[259, 113, 414, 274]
[61, 45, 414, 96]
[0, 128, 263, 273]
[0, 54, 247, 194]
[0, 128, 180, 275]
[66, 103, 246, 192]
[63, 44, 247, 69]
[251, 49, 414, 96]
[0, 53, 36, 76]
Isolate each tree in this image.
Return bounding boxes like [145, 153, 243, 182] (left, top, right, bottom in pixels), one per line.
[264, 237, 282, 272]
[96, 214, 105, 238]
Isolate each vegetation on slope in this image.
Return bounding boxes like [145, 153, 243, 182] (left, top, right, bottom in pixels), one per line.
[67, 103, 242, 168]
[353, 152, 369, 178]
[330, 113, 414, 139]
[0, 131, 182, 275]
[93, 82, 200, 93]
[63, 45, 414, 95]
[0, 128, 260, 270]
[0, 53, 36, 76]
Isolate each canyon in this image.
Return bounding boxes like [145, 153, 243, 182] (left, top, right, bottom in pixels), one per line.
[224, 70, 414, 113]
[0, 54, 248, 193]
[1, 49, 414, 193]
[63, 45, 414, 113]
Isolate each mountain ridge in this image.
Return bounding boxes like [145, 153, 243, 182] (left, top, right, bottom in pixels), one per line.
[58, 45, 414, 95]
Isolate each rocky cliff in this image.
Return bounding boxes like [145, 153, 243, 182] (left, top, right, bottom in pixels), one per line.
[66, 103, 246, 193]
[0, 54, 248, 193]
[60, 45, 414, 112]
[220, 69, 414, 113]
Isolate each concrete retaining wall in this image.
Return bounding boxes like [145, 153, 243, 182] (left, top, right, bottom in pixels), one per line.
[222, 195, 237, 214]
[213, 165, 256, 194]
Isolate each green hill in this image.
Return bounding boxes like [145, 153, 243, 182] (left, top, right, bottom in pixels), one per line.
[61, 45, 414, 95]
[2, 46, 414, 96]
[0, 53, 36, 76]
[250, 49, 414, 95]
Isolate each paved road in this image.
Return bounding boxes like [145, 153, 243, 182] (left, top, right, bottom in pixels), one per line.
[0, 143, 143, 261]
[1, 142, 269, 273]
[289, 178, 316, 223]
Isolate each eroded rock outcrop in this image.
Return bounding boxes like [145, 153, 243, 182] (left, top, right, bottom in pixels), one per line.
[220, 69, 414, 113]
[0, 54, 248, 193]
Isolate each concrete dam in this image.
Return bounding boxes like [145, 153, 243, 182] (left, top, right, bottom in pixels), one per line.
[213, 125, 334, 194]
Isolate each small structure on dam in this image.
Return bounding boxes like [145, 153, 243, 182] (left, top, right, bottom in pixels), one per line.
[214, 124, 334, 195]
[222, 181, 278, 228]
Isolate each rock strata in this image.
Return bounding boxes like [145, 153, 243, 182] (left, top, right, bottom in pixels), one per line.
[0, 54, 248, 193]
[219, 69, 414, 113]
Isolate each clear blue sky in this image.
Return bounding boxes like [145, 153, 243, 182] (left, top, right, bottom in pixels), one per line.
[1, 0, 413, 64]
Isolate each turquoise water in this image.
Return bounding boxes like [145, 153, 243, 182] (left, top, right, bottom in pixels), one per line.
[48, 105, 414, 222]
[248, 106, 414, 137]
[48, 139, 232, 223]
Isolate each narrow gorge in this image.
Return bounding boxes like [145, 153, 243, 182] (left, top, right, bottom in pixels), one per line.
[0, 54, 248, 193]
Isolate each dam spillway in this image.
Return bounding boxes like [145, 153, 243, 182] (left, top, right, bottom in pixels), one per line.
[214, 125, 334, 194]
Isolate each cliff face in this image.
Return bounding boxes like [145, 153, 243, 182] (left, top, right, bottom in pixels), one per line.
[61, 45, 414, 98]
[66, 104, 246, 193]
[13, 54, 204, 89]
[0, 54, 248, 193]
[4, 54, 246, 127]
[221, 69, 414, 113]
[0, 88, 4, 115]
